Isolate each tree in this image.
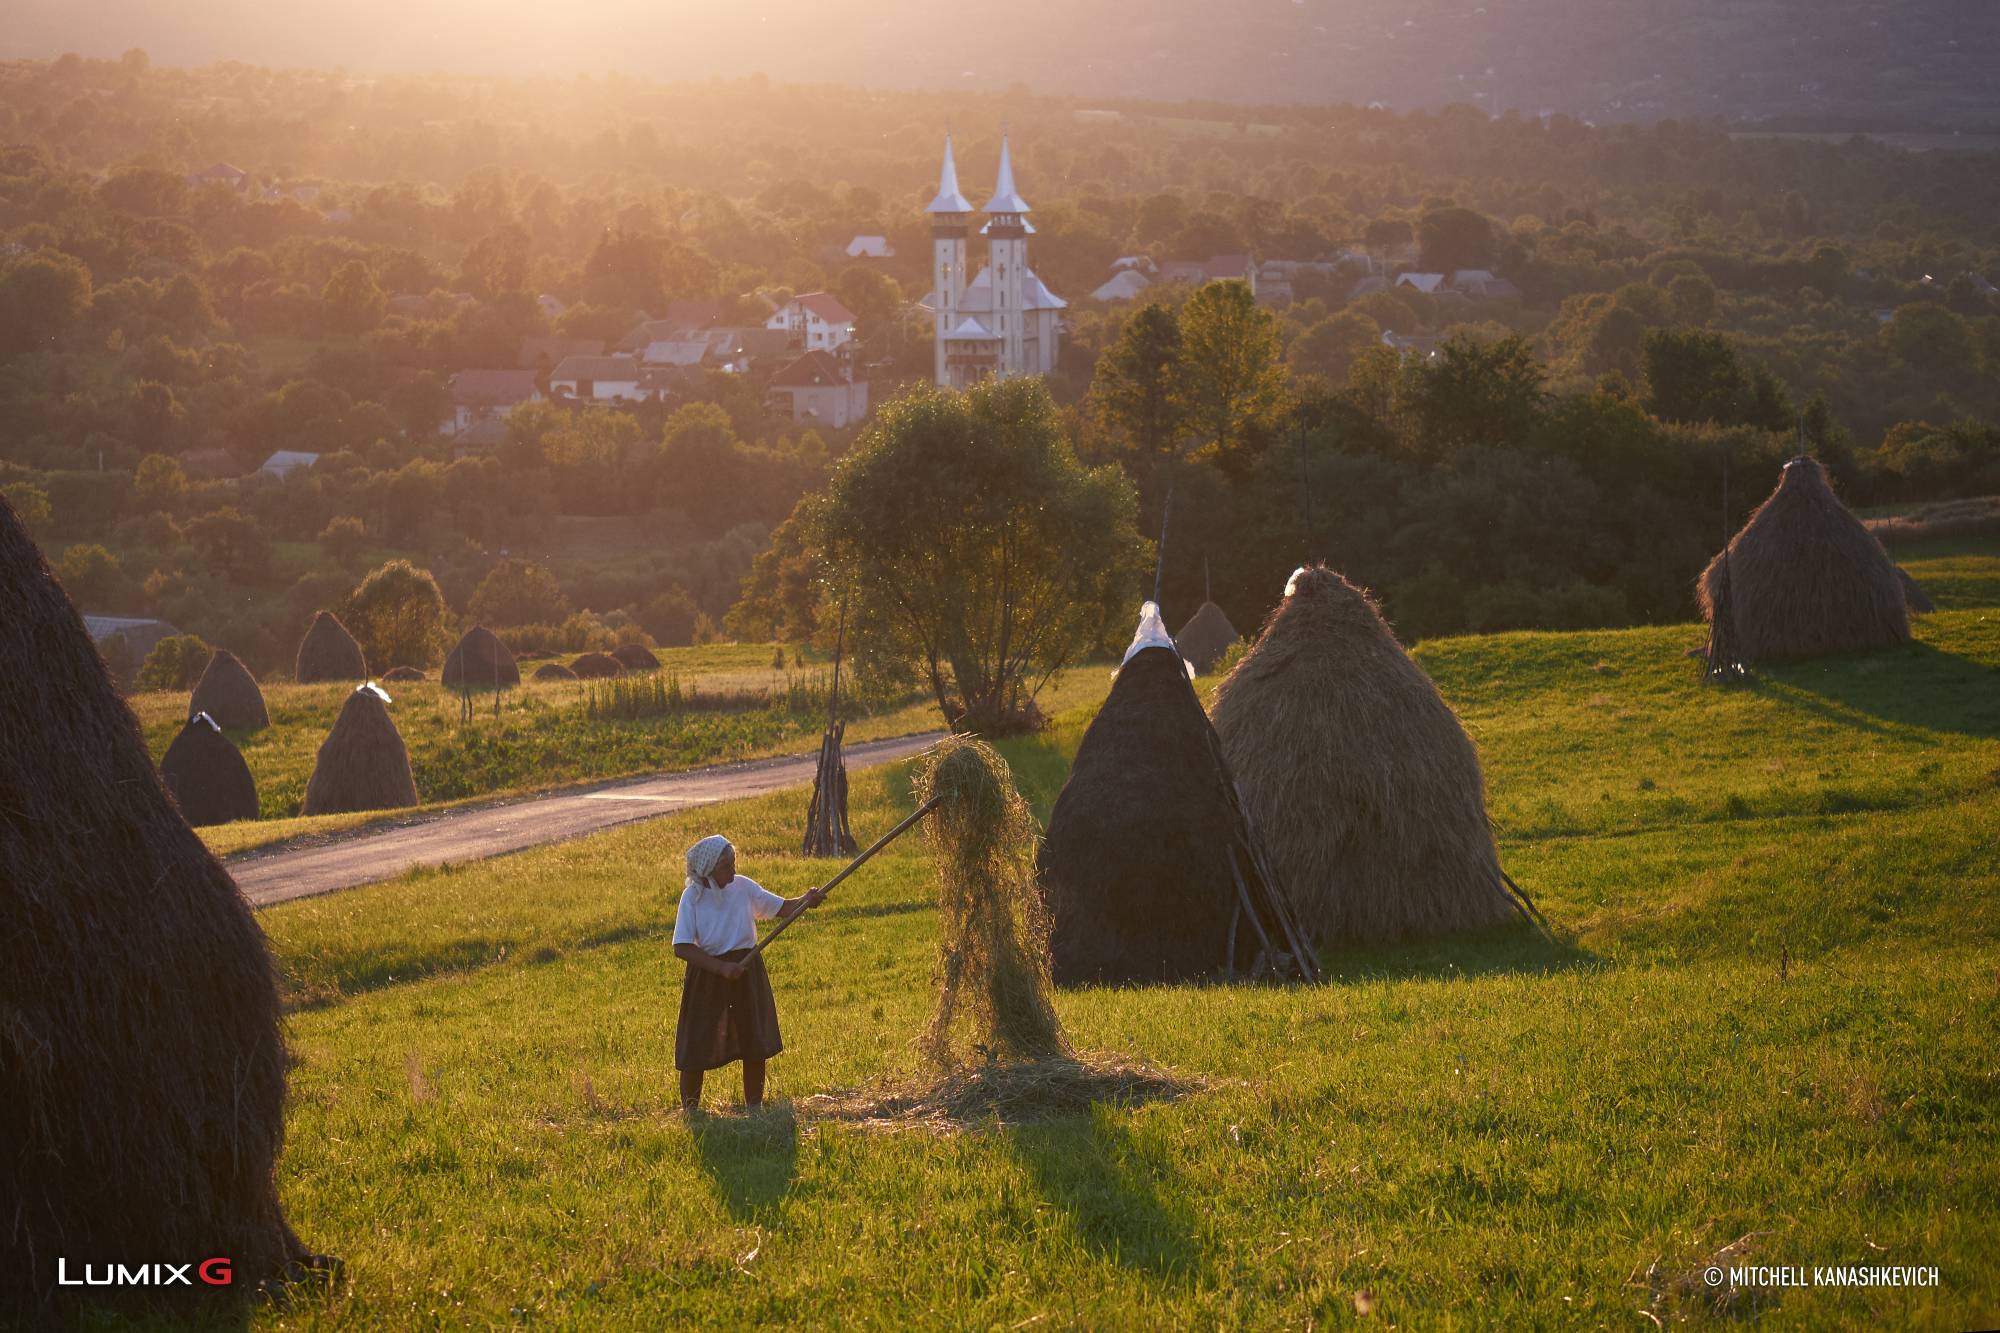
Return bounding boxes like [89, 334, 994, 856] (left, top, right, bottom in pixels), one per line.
[1640, 329, 1792, 430]
[642, 585, 701, 647]
[1174, 280, 1288, 466]
[468, 558, 570, 628]
[2, 482, 52, 534]
[1881, 304, 1979, 383]
[458, 224, 531, 302]
[319, 516, 368, 570]
[1288, 310, 1380, 386]
[128, 381, 185, 454]
[1667, 273, 1718, 326]
[811, 380, 1146, 734]
[321, 260, 385, 335]
[343, 560, 448, 670]
[0, 248, 92, 354]
[56, 544, 127, 608]
[136, 634, 211, 691]
[185, 507, 269, 574]
[1416, 205, 1493, 273]
[1085, 302, 1185, 469]
[1397, 335, 1549, 458]
[134, 452, 188, 510]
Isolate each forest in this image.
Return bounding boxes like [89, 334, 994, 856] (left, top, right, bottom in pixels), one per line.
[1, 51, 1996, 679]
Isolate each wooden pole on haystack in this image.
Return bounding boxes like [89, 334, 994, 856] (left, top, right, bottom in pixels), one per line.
[803, 593, 858, 856]
[1705, 446, 1741, 682]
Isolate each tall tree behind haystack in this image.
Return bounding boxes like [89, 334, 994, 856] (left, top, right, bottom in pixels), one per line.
[0, 495, 323, 1322]
[1699, 456, 1910, 665]
[1211, 566, 1515, 945]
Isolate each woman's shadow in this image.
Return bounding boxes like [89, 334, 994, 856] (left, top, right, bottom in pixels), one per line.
[690, 1103, 802, 1225]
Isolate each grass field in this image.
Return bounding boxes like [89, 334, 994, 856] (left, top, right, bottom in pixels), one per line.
[238, 568, 2000, 1327]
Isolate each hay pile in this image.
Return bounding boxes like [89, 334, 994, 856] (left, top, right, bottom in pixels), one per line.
[571, 651, 625, 679]
[382, 665, 426, 682]
[1211, 566, 1516, 945]
[295, 610, 367, 683]
[1175, 600, 1239, 674]
[533, 661, 579, 681]
[160, 713, 259, 826]
[188, 649, 268, 731]
[612, 643, 660, 672]
[300, 683, 418, 815]
[441, 625, 520, 690]
[1698, 457, 1910, 665]
[0, 493, 324, 1321]
[1040, 632, 1299, 985]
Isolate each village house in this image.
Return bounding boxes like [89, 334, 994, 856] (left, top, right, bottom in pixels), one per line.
[767, 293, 858, 353]
[447, 369, 541, 435]
[846, 235, 895, 259]
[766, 351, 869, 430]
[1449, 269, 1523, 300]
[548, 354, 669, 403]
[1091, 269, 1153, 302]
[517, 336, 605, 377]
[1159, 255, 1257, 294]
[1396, 272, 1448, 294]
[186, 161, 252, 192]
[257, 450, 319, 480]
[81, 615, 182, 662]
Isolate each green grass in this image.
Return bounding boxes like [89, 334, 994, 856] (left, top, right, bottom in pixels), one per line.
[238, 601, 2000, 1329]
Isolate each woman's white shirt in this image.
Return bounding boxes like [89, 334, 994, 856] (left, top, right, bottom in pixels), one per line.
[673, 875, 785, 954]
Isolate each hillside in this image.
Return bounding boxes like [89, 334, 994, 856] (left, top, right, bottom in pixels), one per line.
[250, 563, 1999, 1326]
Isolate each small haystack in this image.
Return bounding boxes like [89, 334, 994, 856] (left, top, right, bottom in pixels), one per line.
[441, 625, 520, 690]
[188, 648, 269, 731]
[1175, 600, 1239, 674]
[159, 713, 259, 826]
[1211, 566, 1518, 946]
[0, 494, 324, 1322]
[1040, 604, 1316, 986]
[300, 683, 418, 816]
[294, 609, 367, 683]
[1697, 457, 1910, 665]
[571, 651, 625, 679]
[382, 665, 426, 682]
[1896, 567, 1934, 616]
[533, 661, 578, 682]
[612, 643, 661, 672]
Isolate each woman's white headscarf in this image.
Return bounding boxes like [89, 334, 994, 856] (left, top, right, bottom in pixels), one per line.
[685, 834, 734, 892]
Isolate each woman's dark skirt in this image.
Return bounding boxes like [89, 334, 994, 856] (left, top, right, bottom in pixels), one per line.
[675, 948, 784, 1072]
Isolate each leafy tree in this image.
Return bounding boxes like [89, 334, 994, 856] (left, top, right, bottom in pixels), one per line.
[321, 259, 385, 335]
[1666, 273, 1718, 326]
[1288, 310, 1380, 386]
[1084, 302, 1185, 469]
[319, 515, 369, 570]
[128, 381, 185, 454]
[343, 560, 448, 670]
[134, 452, 187, 510]
[468, 558, 570, 628]
[2, 482, 52, 534]
[185, 506, 269, 574]
[458, 224, 531, 301]
[642, 585, 701, 647]
[1397, 335, 1549, 458]
[0, 247, 92, 354]
[56, 544, 127, 608]
[1416, 205, 1493, 272]
[1173, 280, 1287, 466]
[1881, 304, 1979, 382]
[1640, 329, 1792, 430]
[811, 379, 1146, 734]
[137, 634, 211, 691]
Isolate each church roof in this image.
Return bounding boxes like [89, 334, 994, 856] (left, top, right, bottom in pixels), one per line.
[982, 136, 1032, 215]
[956, 264, 1068, 313]
[943, 315, 999, 340]
[926, 134, 973, 214]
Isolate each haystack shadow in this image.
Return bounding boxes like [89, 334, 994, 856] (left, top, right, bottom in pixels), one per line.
[1005, 1107, 1201, 1280]
[1314, 920, 1599, 986]
[1750, 642, 2000, 740]
[691, 1103, 802, 1225]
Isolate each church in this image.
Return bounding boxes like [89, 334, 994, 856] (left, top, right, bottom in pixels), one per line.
[924, 135, 1067, 387]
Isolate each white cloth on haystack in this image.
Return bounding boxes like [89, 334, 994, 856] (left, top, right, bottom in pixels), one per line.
[1120, 601, 1194, 676]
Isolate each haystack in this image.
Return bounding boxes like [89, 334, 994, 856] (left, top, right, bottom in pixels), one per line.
[1175, 600, 1239, 674]
[294, 609, 367, 683]
[1896, 567, 1934, 616]
[188, 648, 268, 731]
[441, 625, 520, 690]
[1697, 457, 1910, 665]
[300, 683, 418, 815]
[382, 665, 426, 682]
[571, 651, 625, 679]
[612, 643, 660, 672]
[1039, 604, 1317, 985]
[1211, 567, 1516, 946]
[160, 713, 259, 826]
[0, 493, 323, 1321]
[533, 661, 578, 681]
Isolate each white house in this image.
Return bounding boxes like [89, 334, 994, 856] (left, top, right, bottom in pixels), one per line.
[845, 234, 895, 259]
[1395, 272, 1448, 294]
[258, 450, 319, 479]
[548, 354, 657, 403]
[766, 293, 858, 353]
[767, 351, 869, 430]
[1449, 270, 1523, 300]
[1091, 270, 1153, 303]
[448, 369, 540, 435]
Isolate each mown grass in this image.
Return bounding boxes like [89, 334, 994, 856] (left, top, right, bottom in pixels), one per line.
[232, 601, 2000, 1329]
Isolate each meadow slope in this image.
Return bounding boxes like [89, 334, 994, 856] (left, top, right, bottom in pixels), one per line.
[248, 599, 1999, 1328]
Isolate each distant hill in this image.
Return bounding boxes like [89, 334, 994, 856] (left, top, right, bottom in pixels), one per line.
[7, 0, 1997, 128]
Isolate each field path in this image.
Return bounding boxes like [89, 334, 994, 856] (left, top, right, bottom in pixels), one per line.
[228, 732, 944, 907]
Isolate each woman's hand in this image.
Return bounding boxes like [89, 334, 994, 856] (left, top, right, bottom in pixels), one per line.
[805, 885, 829, 909]
[718, 960, 747, 981]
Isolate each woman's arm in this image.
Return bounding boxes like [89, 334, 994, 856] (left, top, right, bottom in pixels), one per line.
[775, 886, 829, 923]
[675, 942, 743, 979]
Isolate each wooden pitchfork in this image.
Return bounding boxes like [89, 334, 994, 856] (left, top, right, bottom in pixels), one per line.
[748, 795, 944, 959]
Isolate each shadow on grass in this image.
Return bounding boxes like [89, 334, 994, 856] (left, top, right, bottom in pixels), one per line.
[1315, 921, 1601, 985]
[1007, 1108, 1202, 1280]
[691, 1103, 801, 1226]
[1750, 641, 2000, 740]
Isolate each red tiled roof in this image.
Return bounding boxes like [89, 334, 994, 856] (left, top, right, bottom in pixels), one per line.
[768, 351, 847, 389]
[451, 368, 539, 405]
[795, 292, 856, 326]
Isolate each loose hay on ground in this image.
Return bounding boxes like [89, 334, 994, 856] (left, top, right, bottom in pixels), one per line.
[799, 1056, 1200, 1132]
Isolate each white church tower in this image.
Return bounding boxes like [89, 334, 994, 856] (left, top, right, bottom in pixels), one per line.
[927, 133, 1066, 388]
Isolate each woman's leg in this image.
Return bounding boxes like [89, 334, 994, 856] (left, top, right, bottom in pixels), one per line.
[742, 1057, 766, 1108]
[680, 1067, 704, 1111]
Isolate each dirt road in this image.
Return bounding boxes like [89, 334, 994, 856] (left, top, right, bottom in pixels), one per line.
[228, 732, 944, 907]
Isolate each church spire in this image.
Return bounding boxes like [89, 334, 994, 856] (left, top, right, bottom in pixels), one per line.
[926, 134, 972, 214]
[983, 134, 1032, 215]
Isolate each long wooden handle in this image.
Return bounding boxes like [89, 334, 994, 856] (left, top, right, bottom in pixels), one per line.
[748, 794, 943, 959]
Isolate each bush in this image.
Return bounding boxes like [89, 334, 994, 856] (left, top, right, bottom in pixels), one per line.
[136, 633, 211, 691]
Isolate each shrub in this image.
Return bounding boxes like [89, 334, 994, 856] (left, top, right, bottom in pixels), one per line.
[136, 633, 211, 691]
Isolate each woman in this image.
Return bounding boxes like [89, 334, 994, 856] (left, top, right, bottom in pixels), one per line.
[672, 834, 824, 1111]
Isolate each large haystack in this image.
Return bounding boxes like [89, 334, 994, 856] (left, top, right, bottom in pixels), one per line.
[0, 494, 319, 1321]
[612, 643, 661, 672]
[160, 713, 259, 826]
[441, 625, 520, 690]
[294, 609, 367, 683]
[533, 661, 578, 681]
[300, 683, 418, 815]
[1697, 457, 1910, 664]
[188, 648, 268, 731]
[1211, 566, 1515, 946]
[1039, 605, 1316, 985]
[571, 651, 625, 679]
[1175, 600, 1239, 674]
